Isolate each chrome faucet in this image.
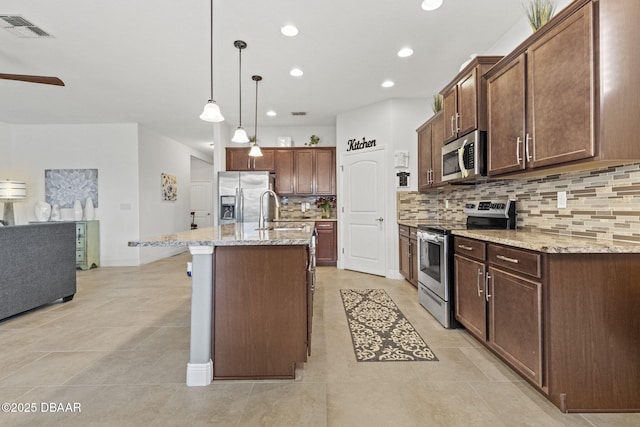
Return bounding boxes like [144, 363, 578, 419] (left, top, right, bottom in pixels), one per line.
[259, 190, 280, 229]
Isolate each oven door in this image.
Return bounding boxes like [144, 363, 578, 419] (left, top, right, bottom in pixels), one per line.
[417, 231, 450, 301]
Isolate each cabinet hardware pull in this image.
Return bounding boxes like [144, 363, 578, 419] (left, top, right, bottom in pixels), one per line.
[455, 113, 460, 132]
[450, 115, 455, 136]
[516, 137, 523, 163]
[526, 133, 533, 161]
[247, 158, 251, 169]
[458, 244, 473, 251]
[496, 254, 519, 264]
[485, 272, 492, 302]
[477, 269, 484, 297]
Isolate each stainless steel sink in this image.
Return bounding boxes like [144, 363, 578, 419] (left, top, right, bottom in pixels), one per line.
[255, 226, 305, 231]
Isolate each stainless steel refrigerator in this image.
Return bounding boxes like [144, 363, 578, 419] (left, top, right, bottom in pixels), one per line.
[218, 171, 276, 224]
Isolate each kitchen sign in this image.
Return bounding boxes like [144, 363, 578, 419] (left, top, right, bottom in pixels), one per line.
[346, 137, 376, 152]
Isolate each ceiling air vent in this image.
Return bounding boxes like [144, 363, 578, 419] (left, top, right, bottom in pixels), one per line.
[291, 112, 307, 116]
[0, 15, 52, 38]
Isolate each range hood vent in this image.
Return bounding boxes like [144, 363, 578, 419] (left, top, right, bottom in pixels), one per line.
[0, 15, 52, 38]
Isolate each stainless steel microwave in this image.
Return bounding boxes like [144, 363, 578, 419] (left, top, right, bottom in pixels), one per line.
[441, 130, 486, 182]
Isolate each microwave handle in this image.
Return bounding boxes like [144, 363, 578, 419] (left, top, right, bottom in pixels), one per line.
[458, 140, 469, 178]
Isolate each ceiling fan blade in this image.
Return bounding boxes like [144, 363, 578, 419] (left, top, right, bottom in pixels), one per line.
[0, 73, 65, 86]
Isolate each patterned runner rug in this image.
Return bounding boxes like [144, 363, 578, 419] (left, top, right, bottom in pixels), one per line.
[340, 289, 438, 362]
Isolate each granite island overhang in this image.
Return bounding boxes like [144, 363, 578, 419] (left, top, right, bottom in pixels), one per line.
[128, 222, 315, 386]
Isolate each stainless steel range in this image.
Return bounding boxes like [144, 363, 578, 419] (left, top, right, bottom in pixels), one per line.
[416, 200, 516, 328]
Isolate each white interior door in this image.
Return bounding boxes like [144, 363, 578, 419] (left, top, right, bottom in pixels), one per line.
[342, 147, 386, 276]
[190, 180, 212, 228]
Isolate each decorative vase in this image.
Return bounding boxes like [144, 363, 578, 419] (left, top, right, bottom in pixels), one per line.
[73, 199, 83, 220]
[50, 204, 62, 221]
[34, 201, 52, 222]
[84, 197, 95, 220]
[322, 206, 330, 219]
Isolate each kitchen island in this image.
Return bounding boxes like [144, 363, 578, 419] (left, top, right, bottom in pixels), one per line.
[129, 222, 315, 386]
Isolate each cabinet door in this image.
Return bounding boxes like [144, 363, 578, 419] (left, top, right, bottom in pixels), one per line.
[487, 54, 527, 176]
[275, 150, 295, 194]
[431, 113, 444, 186]
[417, 121, 432, 191]
[409, 237, 418, 287]
[252, 148, 275, 172]
[488, 266, 543, 387]
[399, 234, 411, 280]
[315, 221, 337, 266]
[457, 69, 478, 137]
[454, 254, 487, 340]
[443, 87, 458, 144]
[315, 148, 335, 195]
[527, 2, 594, 169]
[294, 150, 314, 195]
[226, 148, 251, 171]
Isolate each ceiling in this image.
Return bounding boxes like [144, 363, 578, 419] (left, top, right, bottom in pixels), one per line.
[0, 0, 532, 156]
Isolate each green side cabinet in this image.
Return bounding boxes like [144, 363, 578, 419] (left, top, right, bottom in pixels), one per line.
[75, 220, 100, 270]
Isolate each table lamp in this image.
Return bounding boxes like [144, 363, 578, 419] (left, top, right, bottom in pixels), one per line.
[0, 180, 27, 226]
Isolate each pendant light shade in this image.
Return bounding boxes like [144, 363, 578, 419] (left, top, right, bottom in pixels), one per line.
[248, 75, 263, 157]
[232, 127, 250, 143]
[200, 100, 224, 122]
[200, 0, 224, 122]
[231, 40, 249, 143]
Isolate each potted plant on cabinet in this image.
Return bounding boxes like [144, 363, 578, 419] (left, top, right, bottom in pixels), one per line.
[316, 196, 336, 219]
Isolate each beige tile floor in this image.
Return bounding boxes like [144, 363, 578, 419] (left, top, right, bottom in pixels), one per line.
[0, 252, 638, 427]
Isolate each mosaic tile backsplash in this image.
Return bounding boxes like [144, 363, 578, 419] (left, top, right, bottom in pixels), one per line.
[397, 163, 640, 243]
[278, 195, 337, 220]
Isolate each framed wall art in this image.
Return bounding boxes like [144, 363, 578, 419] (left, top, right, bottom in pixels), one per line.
[161, 173, 177, 201]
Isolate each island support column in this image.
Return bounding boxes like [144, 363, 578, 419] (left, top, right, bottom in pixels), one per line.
[186, 245, 214, 386]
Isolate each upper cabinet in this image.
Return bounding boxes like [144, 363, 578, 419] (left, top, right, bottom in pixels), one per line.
[226, 148, 275, 172]
[486, 0, 640, 177]
[440, 56, 502, 144]
[417, 112, 444, 191]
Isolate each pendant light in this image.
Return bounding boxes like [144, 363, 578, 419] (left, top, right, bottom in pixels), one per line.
[231, 40, 250, 143]
[248, 75, 263, 157]
[199, 0, 224, 122]
[421, 0, 443, 11]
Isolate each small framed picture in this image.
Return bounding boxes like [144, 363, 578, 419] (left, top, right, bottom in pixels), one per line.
[277, 136, 292, 147]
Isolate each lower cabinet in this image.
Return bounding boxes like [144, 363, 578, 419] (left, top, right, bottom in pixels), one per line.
[75, 220, 99, 270]
[454, 235, 640, 412]
[398, 225, 418, 287]
[315, 221, 337, 266]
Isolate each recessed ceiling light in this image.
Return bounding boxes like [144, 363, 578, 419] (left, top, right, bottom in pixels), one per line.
[290, 68, 304, 77]
[382, 80, 395, 88]
[421, 0, 443, 11]
[397, 47, 414, 58]
[266, 110, 277, 117]
[281, 24, 299, 37]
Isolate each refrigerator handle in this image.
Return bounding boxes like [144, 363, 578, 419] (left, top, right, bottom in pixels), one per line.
[237, 187, 243, 223]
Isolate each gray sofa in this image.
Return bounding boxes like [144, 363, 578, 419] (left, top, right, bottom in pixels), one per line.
[0, 222, 76, 321]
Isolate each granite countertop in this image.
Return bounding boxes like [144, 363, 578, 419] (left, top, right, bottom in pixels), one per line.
[397, 220, 426, 228]
[128, 222, 315, 248]
[274, 218, 337, 222]
[452, 229, 640, 254]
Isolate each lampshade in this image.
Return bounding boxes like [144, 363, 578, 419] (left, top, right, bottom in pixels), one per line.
[231, 127, 249, 143]
[200, 0, 224, 122]
[0, 180, 27, 200]
[421, 0, 443, 11]
[200, 100, 225, 122]
[248, 143, 263, 157]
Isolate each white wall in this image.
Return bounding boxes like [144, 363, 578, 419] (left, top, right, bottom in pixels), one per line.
[336, 98, 429, 279]
[138, 125, 193, 264]
[5, 123, 141, 266]
[191, 156, 213, 181]
[252, 125, 337, 148]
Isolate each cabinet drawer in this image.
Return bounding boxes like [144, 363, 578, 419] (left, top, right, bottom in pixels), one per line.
[409, 227, 417, 240]
[454, 237, 486, 261]
[76, 250, 85, 263]
[76, 237, 86, 250]
[399, 225, 410, 238]
[487, 244, 541, 278]
[75, 222, 86, 237]
[315, 221, 334, 230]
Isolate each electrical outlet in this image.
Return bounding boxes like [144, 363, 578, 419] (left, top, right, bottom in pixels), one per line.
[557, 191, 567, 209]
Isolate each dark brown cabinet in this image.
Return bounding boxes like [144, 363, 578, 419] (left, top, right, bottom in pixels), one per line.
[417, 112, 444, 191]
[277, 147, 335, 196]
[315, 221, 337, 266]
[398, 225, 417, 288]
[440, 56, 502, 144]
[274, 149, 295, 194]
[226, 147, 275, 172]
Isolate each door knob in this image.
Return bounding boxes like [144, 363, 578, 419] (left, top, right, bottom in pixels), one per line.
[376, 217, 384, 222]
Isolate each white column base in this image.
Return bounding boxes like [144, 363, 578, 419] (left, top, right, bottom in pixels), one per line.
[186, 360, 213, 386]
